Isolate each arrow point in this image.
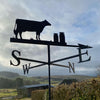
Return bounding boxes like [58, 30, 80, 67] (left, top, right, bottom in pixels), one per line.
[78, 43, 93, 49]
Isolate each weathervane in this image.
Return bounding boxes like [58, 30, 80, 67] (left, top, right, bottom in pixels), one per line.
[10, 18, 92, 100]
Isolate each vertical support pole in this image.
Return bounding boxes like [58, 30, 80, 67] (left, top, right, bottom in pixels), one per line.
[48, 44, 51, 100]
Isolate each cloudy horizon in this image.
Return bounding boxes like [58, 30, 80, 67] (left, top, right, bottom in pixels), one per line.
[0, 0, 100, 76]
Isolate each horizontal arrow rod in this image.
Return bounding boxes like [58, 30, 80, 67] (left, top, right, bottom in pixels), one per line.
[11, 38, 90, 48]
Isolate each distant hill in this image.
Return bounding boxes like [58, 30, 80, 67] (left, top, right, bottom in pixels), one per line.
[51, 75, 94, 81]
[0, 71, 94, 84]
[0, 71, 20, 79]
[34, 75, 94, 83]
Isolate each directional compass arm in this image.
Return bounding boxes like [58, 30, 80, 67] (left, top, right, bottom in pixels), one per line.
[19, 51, 87, 65]
[19, 57, 48, 64]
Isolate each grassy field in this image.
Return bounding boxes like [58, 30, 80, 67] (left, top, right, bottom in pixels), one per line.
[0, 89, 31, 100]
[0, 89, 17, 98]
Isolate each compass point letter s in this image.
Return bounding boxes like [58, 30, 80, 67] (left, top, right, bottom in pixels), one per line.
[10, 50, 21, 66]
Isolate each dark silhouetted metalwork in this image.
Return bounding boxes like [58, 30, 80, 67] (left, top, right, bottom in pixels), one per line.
[10, 38, 92, 48]
[14, 19, 51, 40]
[59, 32, 66, 44]
[10, 38, 92, 100]
[10, 19, 93, 100]
[10, 48, 89, 67]
[78, 48, 91, 63]
[54, 33, 58, 43]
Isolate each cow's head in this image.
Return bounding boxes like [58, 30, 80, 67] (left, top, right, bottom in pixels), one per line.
[44, 20, 51, 26]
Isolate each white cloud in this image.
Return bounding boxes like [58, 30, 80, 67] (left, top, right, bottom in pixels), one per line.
[0, 0, 100, 76]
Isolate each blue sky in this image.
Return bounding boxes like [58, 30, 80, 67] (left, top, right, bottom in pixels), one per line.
[0, 0, 100, 76]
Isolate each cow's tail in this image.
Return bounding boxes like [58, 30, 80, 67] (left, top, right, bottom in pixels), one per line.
[13, 19, 18, 38]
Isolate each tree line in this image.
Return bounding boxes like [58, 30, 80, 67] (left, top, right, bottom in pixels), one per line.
[0, 77, 40, 89]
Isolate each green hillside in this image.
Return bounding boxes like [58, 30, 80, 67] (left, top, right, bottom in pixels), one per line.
[0, 71, 20, 79]
[0, 71, 94, 84]
[32, 75, 93, 85]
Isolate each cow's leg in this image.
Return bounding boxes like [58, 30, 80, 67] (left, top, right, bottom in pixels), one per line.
[15, 32, 17, 39]
[15, 33, 17, 39]
[19, 32, 22, 39]
[36, 32, 39, 40]
[37, 35, 39, 40]
[38, 34, 40, 40]
[36, 34, 38, 40]
[14, 30, 18, 39]
[36, 32, 40, 40]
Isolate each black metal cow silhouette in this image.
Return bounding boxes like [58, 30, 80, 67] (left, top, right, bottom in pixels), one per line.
[14, 19, 51, 40]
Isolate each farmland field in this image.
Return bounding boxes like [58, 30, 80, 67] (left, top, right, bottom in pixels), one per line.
[0, 89, 17, 98]
[0, 89, 31, 100]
